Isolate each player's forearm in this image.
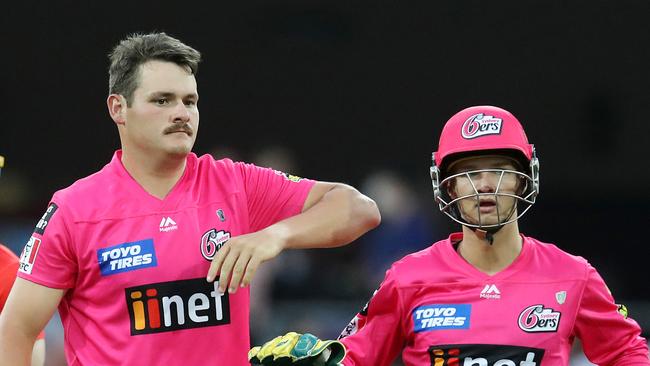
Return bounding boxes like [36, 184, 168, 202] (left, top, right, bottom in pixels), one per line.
[0, 323, 36, 366]
[267, 184, 380, 250]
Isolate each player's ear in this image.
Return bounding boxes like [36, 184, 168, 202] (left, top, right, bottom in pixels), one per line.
[107, 94, 127, 125]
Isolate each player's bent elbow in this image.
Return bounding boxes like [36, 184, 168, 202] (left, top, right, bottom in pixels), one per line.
[353, 193, 381, 232]
[334, 192, 381, 244]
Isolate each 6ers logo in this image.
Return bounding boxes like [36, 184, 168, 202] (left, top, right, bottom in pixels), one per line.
[200, 229, 231, 260]
[461, 113, 502, 139]
[518, 304, 561, 333]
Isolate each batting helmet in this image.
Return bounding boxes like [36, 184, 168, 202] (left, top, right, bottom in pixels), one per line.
[430, 106, 540, 237]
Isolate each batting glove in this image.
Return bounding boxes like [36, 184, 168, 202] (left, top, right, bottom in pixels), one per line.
[248, 332, 346, 366]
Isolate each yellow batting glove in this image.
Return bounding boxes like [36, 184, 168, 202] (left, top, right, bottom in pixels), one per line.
[249, 332, 346, 366]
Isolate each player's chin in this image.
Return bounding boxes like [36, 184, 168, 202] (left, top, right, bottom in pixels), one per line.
[165, 142, 194, 157]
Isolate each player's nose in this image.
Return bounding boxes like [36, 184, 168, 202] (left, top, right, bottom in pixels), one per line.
[172, 102, 192, 123]
[472, 172, 498, 193]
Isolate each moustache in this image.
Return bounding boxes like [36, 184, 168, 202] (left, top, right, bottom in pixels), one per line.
[164, 124, 193, 136]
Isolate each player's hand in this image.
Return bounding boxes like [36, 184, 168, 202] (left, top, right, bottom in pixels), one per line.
[206, 228, 285, 294]
[249, 332, 346, 366]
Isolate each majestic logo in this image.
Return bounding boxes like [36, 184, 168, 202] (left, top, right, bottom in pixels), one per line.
[125, 277, 230, 335]
[34, 203, 58, 235]
[159, 217, 178, 232]
[555, 291, 567, 304]
[18, 236, 42, 275]
[97, 239, 157, 276]
[200, 229, 231, 260]
[518, 304, 561, 333]
[480, 284, 501, 299]
[429, 344, 544, 366]
[413, 304, 471, 332]
[461, 113, 503, 139]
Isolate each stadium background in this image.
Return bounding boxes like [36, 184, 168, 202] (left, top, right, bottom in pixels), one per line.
[1, 1, 648, 365]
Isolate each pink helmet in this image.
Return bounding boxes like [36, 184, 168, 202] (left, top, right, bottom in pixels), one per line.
[434, 105, 534, 173]
[430, 106, 540, 237]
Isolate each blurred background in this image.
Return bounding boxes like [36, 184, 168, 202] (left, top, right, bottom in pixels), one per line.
[1, 1, 649, 365]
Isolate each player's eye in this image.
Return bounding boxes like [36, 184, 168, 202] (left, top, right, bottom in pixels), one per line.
[154, 98, 169, 105]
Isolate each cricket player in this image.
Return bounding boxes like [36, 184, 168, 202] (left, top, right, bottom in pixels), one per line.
[0, 33, 380, 365]
[249, 106, 650, 365]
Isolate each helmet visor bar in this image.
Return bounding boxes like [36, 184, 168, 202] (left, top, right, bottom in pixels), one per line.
[435, 168, 537, 229]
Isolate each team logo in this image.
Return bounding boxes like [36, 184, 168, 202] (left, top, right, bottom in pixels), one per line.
[159, 216, 178, 232]
[200, 229, 231, 260]
[125, 277, 230, 335]
[34, 203, 58, 235]
[555, 291, 567, 304]
[97, 239, 158, 276]
[461, 113, 503, 139]
[18, 236, 42, 275]
[413, 304, 471, 332]
[518, 304, 561, 333]
[480, 284, 501, 299]
[429, 344, 544, 365]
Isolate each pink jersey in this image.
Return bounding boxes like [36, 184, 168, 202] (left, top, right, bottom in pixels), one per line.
[17, 151, 315, 365]
[340, 233, 649, 366]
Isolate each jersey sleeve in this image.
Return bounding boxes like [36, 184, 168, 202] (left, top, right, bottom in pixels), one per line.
[574, 265, 650, 365]
[339, 269, 405, 366]
[235, 163, 316, 232]
[16, 201, 78, 289]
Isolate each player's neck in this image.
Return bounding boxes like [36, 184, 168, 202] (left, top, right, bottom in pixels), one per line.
[457, 222, 522, 275]
[120, 148, 187, 200]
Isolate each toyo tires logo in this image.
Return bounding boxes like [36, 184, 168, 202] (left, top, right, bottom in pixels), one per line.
[461, 113, 502, 139]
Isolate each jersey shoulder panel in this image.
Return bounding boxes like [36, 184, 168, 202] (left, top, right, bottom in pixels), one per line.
[48, 156, 125, 222]
[386, 238, 452, 286]
[193, 155, 244, 197]
[524, 236, 591, 280]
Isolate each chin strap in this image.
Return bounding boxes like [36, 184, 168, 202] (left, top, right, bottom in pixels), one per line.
[471, 227, 498, 245]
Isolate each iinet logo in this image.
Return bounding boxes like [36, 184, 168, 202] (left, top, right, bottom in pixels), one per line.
[480, 284, 501, 299]
[125, 278, 230, 335]
[159, 217, 177, 232]
[429, 344, 544, 365]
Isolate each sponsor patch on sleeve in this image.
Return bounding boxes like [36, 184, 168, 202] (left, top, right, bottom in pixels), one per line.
[412, 304, 471, 332]
[97, 239, 158, 276]
[274, 170, 303, 182]
[34, 203, 58, 235]
[18, 236, 42, 274]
